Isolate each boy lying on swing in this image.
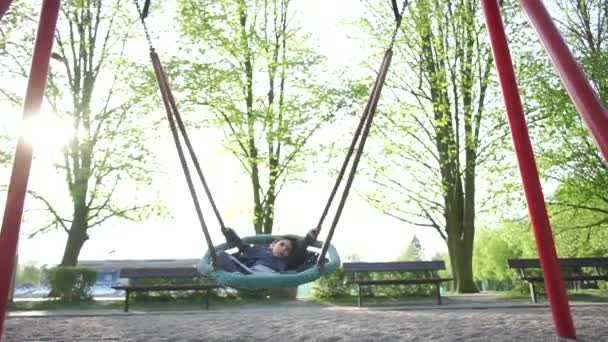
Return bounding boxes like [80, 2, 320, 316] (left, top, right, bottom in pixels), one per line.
[215, 227, 319, 274]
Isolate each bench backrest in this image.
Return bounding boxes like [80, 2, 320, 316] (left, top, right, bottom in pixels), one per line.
[508, 257, 608, 278]
[507, 257, 608, 269]
[118, 267, 199, 279]
[343, 261, 446, 273]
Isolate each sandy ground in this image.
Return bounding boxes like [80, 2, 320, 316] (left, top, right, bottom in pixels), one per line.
[4, 303, 607, 342]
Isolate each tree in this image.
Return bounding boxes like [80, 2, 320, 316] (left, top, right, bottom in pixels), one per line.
[15, 263, 43, 287]
[473, 227, 519, 290]
[474, 216, 608, 290]
[0, 0, 162, 266]
[398, 235, 424, 261]
[176, 0, 349, 234]
[360, 0, 502, 292]
[0, 1, 36, 165]
[344, 253, 361, 262]
[517, 0, 608, 243]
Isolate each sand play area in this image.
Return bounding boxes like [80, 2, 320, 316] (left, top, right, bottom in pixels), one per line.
[4, 301, 608, 341]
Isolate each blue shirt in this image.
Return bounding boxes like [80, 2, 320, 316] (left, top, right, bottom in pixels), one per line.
[241, 247, 288, 272]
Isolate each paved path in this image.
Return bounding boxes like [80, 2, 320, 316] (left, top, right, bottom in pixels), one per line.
[4, 303, 607, 341]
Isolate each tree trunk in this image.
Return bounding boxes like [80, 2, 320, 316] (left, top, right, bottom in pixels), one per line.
[251, 166, 264, 234]
[59, 202, 89, 266]
[445, 176, 478, 293]
[262, 148, 279, 234]
[238, 0, 264, 235]
[460, 142, 478, 292]
[263, 189, 276, 235]
[52, 200, 88, 298]
[452, 238, 477, 293]
[447, 229, 477, 293]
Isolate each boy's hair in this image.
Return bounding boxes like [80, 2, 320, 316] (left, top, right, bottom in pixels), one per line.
[274, 236, 299, 255]
[285, 237, 298, 252]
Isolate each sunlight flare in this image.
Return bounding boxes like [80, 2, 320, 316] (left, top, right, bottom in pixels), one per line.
[21, 112, 72, 157]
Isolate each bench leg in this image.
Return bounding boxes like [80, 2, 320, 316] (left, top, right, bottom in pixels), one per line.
[205, 289, 210, 310]
[435, 283, 442, 305]
[357, 284, 362, 307]
[529, 282, 537, 304]
[124, 290, 130, 312]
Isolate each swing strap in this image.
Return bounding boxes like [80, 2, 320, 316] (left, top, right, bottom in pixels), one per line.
[133, 0, 227, 264]
[0, 0, 14, 23]
[149, 51, 220, 264]
[132, 0, 407, 266]
[141, 0, 151, 19]
[316, 0, 408, 264]
[390, 0, 402, 21]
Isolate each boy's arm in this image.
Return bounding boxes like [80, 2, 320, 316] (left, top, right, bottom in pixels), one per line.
[285, 228, 319, 270]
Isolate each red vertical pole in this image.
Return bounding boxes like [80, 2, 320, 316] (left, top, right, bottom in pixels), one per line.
[480, 0, 576, 339]
[0, 0, 61, 339]
[0, 0, 14, 22]
[520, 0, 608, 162]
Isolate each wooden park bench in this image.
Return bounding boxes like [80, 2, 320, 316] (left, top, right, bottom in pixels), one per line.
[343, 261, 452, 307]
[111, 267, 222, 312]
[507, 257, 608, 303]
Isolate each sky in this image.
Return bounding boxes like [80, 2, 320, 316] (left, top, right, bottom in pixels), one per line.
[1, 0, 450, 266]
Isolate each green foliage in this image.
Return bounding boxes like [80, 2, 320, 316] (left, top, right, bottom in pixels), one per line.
[0, 134, 14, 165]
[473, 227, 521, 290]
[359, 0, 505, 293]
[479, 197, 607, 264]
[15, 263, 46, 287]
[130, 277, 215, 287]
[344, 254, 361, 262]
[549, 186, 608, 257]
[129, 277, 217, 301]
[399, 235, 424, 261]
[176, 0, 354, 234]
[599, 281, 608, 296]
[312, 268, 353, 299]
[473, 220, 543, 291]
[0, 0, 165, 266]
[0, 2, 36, 166]
[430, 251, 453, 291]
[312, 267, 436, 299]
[473, 216, 608, 293]
[515, 0, 608, 245]
[48, 267, 98, 302]
[372, 272, 434, 298]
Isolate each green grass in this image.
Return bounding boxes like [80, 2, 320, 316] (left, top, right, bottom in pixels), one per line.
[310, 295, 440, 307]
[313, 289, 608, 306]
[10, 295, 304, 312]
[497, 291, 532, 300]
[12, 300, 123, 311]
[11, 289, 606, 312]
[498, 289, 607, 301]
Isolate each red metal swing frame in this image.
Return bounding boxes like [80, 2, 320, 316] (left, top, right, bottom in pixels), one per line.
[1, 0, 607, 339]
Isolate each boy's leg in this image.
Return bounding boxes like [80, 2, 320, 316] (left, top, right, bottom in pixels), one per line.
[215, 252, 239, 273]
[215, 252, 253, 274]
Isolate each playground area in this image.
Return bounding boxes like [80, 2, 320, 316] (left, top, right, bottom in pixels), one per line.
[4, 297, 608, 341]
[2, 0, 608, 340]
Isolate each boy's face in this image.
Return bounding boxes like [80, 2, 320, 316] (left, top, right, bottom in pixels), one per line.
[271, 239, 294, 259]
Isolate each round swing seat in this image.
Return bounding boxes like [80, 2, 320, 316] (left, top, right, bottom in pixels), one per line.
[198, 235, 340, 288]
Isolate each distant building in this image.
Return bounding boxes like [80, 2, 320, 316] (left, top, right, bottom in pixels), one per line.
[78, 259, 200, 285]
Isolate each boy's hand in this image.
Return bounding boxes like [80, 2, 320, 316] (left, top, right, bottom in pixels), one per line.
[222, 227, 239, 241]
[307, 227, 319, 239]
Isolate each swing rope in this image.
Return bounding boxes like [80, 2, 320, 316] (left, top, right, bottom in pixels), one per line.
[133, 0, 227, 265]
[316, 0, 408, 265]
[133, 0, 407, 271]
